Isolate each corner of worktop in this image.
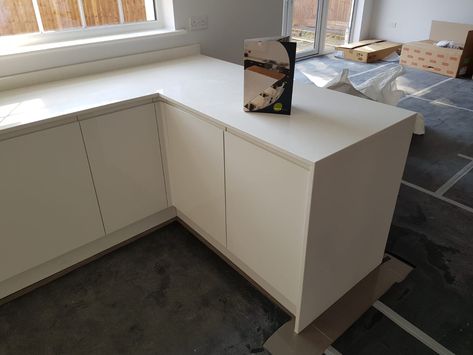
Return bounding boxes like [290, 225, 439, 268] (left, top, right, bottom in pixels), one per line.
[76, 95, 159, 121]
[0, 113, 78, 143]
[0, 94, 160, 142]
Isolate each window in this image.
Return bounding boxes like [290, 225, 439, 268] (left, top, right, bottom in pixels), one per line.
[0, 0, 159, 37]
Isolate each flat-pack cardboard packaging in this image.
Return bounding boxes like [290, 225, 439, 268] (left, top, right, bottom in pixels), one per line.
[400, 21, 473, 78]
[244, 37, 296, 115]
[336, 40, 402, 63]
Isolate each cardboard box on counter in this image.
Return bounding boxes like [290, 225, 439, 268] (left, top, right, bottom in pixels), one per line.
[400, 21, 473, 78]
[336, 40, 402, 63]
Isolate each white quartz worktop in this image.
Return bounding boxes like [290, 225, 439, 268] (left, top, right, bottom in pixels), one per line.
[0, 54, 415, 164]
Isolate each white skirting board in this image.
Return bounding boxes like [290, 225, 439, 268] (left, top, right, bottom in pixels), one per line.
[0, 207, 177, 302]
[0, 206, 297, 318]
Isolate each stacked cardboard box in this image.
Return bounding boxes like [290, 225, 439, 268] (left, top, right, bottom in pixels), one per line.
[336, 40, 402, 63]
[400, 21, 473, 78]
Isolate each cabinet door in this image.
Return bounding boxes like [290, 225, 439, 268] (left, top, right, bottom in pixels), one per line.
[225, 132, 310, 305]
[161, 104, 226, 247]
[81, 104, 167, 234]
[0, 123, 104, 282]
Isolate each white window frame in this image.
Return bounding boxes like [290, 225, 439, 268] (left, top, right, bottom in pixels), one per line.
[0, 0, 167, 49]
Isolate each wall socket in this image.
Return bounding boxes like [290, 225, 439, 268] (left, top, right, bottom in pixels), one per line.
[189, 15, 208, 31]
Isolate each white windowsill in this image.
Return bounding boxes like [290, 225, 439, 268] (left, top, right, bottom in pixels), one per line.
[0, 28, 187, 57]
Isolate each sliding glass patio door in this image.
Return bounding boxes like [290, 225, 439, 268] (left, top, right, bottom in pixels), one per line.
[284, 0, 357, 59]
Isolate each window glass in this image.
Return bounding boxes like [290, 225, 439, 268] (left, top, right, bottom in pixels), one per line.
[0, 0, 157, 37]
[0, 0, 40, 35]
[83, 0, 120, 27]
[325, 0, 355, 51]
[123, 0, 147, 23]
[38, 0, 82, 31]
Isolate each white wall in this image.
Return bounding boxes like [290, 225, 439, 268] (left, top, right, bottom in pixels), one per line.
[369, 0, 473, 43]
[0, 0, 283, 78]
[173, 0, 284, 64]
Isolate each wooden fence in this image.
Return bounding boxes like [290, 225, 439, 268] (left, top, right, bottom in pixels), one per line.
[0, 0, 39, 35]
[293, 0, 353, 30]
[0, 0, 148, 36]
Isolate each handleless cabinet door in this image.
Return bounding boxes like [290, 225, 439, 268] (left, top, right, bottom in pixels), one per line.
[225, 132, 310, 306]
[80, 104, 167, 234]
[160, 104, 226, 247]
[0, 123, 104, 282]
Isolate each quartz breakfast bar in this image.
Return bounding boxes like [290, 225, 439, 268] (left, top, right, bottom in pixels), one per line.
[0, 45, 415, 333]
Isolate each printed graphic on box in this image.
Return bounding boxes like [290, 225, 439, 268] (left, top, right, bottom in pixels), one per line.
[244, 37, 296, 115]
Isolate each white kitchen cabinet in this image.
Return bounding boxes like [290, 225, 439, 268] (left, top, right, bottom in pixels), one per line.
[160, 103, 226, 247]
[224, 132, 311, 308]
[0, 52, 416, 334]
[225, 118, 413, 334]
[80, 104, 168, 234]
[0, 123, 104, 282]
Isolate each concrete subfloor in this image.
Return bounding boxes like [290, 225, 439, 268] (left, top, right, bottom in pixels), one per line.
[296, 53, 473, 354]
[0, 222, 289, 354]
[1, 53, 472, 355]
